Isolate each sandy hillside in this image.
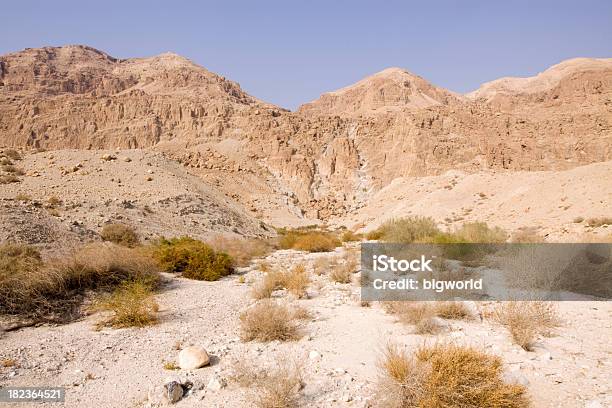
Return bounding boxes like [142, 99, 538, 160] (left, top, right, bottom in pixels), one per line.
[344, 161, 612, 240]
[0, 149, 271, 253]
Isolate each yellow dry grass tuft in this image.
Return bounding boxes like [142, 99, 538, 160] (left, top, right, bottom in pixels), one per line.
[279, 229, 341, 252]
[240, 300, 300, 342]
[100, 223, 140, 247]
[377, 342, 529, 408]
[230, 355, 304, 408]
[93, 279, 159, 328]
[0, 242, 160, 322]
[492, 301, 559, 351]
[251, 264, 310, 299]
[208, 235, 274, 267]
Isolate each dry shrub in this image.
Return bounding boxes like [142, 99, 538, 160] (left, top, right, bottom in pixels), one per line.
[384, 301, 473, 335]
[94, 280, 158, 328]
[0, 174, 19, 184]
[101, 223, 140, 247]
[284, 264, 310, 298]
[313, 256, 333, 275]
[291, 304, 312, 320]
[511, 228, 544, 243]
[251, 272, 282, 300]
[258, 261, 271, 273]
[370, 216, 440, 243]
[492, 301, 559, 351]
[46, 196, 62, 208]
[230, 355, 303, 408]
[434, 301, 473, 320]
[451, 222, 507, 243]
[0, 242, 160, 321]
[15, 193, 31, 201]
[252, 264, 310, 299]
[377, 343, 529, 408]
[384, 302, 442, 334]
[341, 230, 362, 242]
[1, 165, 25, 175]
[376, 343, 428, 407]
[2, 149, 21, 161]
[1, 358, 18, 368]
[240, 300, 300, 342]
[586, 217, 612, 227]
[208, 235, 274, 267]
[329, 263, 352, 284]
[279, 230, 340, 252]
[163, 361, 180, 370]
[154, 237, 233, 281]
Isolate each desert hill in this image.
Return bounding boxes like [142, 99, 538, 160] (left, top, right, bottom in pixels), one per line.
[297, 67, 460, 116]
[1, 45, 611, 226]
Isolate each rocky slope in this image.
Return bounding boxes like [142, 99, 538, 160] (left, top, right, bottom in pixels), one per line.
[1, 46, 611, 225]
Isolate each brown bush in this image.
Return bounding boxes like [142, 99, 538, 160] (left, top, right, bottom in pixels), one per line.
[1, 165, 25, 175]
[492, 301, 559, 351]
[230, 355, 303, 408]
[279, 230, 340, 252]
[240, 300, 300, 342]
[329, 263, 353, 284]
[252, 264, 310, 299]
[341, 230, 362, 242]
[208, 235, 274, 267]
[100, 223, 140, 247]
[2, 149, 22, 161]
[0, 242, 160, 321]
[384, 301, 473, 335]
[283, 264, 310, 298]
[434, 301, 474, 320]
[312, 256, 333, 275]
[0, 174, 19, 184]
[377, 343, 529, 408]
[586, 217, 612, 227]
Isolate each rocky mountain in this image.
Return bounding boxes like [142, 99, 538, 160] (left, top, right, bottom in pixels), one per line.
[297, 67, 460, 116]
[1, 46, 611, 223]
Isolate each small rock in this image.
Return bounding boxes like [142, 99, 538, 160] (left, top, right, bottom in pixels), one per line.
[165, 381, 184, 403]
[309, 350, 321, 360]
[123, 157, 132, 162]
[101, 154, 116, 161]
[206, 375, 226, 391]
[178, 346, 210, 370]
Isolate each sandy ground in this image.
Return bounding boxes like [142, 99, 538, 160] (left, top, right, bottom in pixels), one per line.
[1, 245, 610, 408]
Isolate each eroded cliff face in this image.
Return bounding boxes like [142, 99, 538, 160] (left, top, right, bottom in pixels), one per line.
[1, 46, 610, 222]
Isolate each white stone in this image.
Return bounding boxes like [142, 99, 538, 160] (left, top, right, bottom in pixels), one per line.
[206, 375, 226, 391]
[178, 346, 210, 370]
[309, 350, 321, 360]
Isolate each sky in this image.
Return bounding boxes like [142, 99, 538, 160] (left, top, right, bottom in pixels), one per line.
[2, 0, 611, 110]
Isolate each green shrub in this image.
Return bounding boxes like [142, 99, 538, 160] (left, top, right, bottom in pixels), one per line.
[101, 224, 140, 247]
[155, 237, 233, 281]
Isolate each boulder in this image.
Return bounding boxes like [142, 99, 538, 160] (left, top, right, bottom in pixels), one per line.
[178, 346, 210, 370]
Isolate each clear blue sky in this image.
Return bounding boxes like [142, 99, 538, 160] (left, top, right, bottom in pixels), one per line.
[2, 0, 611, 110]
